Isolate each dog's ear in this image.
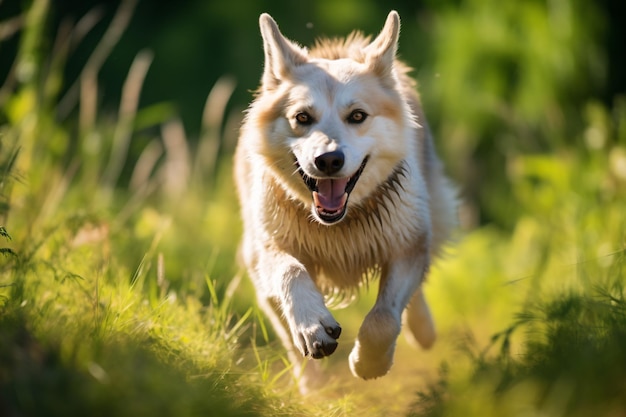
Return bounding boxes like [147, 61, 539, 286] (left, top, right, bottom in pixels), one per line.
[364, 11, 400, 80]
[259, 13, 307, 89]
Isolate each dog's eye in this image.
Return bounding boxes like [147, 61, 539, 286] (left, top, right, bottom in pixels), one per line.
[295, 112, 313, 126]
[347, 110, 368, 124]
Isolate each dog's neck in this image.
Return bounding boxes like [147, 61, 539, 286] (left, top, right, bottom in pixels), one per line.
[347, 160, 409, 226]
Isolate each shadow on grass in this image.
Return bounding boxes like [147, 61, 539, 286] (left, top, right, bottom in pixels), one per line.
[0, 307, 266, 417]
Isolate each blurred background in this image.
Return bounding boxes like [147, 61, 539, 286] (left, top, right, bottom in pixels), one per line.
[1, 0, 625, 317]
[2, 0, 624, 229]
[2, 0, 626, 312]
[1, 1, 626, 415]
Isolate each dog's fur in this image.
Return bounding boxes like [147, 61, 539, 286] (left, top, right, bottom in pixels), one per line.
[234, 11, 456, 390]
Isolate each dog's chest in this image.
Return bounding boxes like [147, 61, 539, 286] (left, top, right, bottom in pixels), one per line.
[266, 182, 425, 290]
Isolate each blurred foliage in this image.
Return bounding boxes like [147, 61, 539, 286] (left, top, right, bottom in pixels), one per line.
[1, 0, 622, 227]
[410, 285, 626, 417]
[408, 94, 626, 416]
[421, 0, 607, 226]
[0, 0, 625, 416]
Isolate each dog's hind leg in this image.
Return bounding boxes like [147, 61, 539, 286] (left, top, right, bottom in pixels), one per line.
[349, 248, 429, 379]
[403, 287, 436, 349]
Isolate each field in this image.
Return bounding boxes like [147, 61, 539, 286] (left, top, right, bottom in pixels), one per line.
[1, 1, 625, 416]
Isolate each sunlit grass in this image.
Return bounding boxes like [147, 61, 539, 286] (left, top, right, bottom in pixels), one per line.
[1, 1, 625, 416]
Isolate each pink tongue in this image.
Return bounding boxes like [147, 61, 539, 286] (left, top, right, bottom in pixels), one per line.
[313, 178, 349, 211]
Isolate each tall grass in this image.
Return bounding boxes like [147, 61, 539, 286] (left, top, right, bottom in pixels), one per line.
[1, 1, 625, 417]
[0, 1, 302, 415]
[408, 101, 626, 416]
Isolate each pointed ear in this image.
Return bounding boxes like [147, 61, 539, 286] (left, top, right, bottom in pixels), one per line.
[364, 11, 400, 79]
[259, 13, 308, 89]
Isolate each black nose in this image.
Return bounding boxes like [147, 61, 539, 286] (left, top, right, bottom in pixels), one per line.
[314, 151, 345, 175]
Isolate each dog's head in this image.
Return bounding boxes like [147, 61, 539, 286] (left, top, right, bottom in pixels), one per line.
[250, 11, 416, 225]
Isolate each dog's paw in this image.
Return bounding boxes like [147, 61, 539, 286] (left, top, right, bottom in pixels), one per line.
[349, 339, 395, 379]
[348, 308, 400, 379]
[293, 317, 342, 359]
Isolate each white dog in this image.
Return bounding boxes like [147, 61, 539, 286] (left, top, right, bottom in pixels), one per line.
[234, 10, 456, 390]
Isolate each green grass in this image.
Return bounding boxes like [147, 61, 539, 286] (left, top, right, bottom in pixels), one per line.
[1, 1, 626, 416]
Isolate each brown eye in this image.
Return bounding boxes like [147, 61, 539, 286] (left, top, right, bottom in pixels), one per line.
[295, 112, 313, 125]
[347, 110, 368, 124]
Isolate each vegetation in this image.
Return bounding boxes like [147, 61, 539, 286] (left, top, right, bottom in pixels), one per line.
[0, 0, 624, 416]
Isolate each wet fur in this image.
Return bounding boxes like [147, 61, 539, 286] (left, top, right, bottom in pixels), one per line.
[235, 11, 456, 391]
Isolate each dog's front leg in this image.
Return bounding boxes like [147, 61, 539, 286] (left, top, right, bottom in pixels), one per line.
[259, 251, 342, 360]
[349, 250, 429, 379]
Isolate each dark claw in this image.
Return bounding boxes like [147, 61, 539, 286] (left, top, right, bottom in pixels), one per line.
[322, 340, 338, 356]
[311, 342, 324, 359]
[311, 340, 338, 359]
[325, 324, 342, 340]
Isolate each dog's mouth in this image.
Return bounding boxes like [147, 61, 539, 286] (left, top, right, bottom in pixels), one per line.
[297, 157, 368, 224]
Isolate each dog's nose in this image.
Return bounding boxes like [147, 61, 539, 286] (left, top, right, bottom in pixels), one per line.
[314, 151, 345, 175]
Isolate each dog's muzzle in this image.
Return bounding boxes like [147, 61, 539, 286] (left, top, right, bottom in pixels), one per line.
[297, 157, 368, 225]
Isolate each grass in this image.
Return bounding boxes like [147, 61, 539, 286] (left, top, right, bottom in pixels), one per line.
[1, 1, 626, 416]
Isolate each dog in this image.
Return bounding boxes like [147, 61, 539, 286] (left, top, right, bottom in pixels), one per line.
[234, 10, 456, 391]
